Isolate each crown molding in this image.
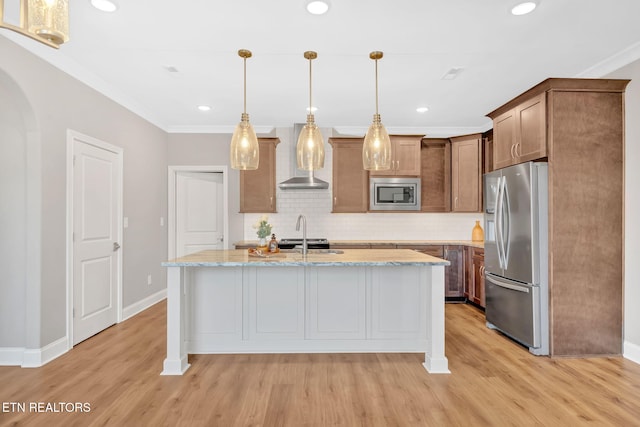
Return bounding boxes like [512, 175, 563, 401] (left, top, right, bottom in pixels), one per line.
[575, 40, 640, 78]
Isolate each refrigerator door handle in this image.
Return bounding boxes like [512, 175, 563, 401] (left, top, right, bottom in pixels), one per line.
[486, 274, 530, 293]
[502, 177, 511, 269]
[495, 176, 506, 269]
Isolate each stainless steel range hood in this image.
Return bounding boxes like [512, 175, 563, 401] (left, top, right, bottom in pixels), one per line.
[278, 123, 329, 190]
[279, 171, 329, 189]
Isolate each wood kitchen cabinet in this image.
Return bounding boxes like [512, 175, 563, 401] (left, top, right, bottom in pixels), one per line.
[450, 134, 482, 213]
[491, 92, 546, 170]
[239, 137, 279, 213]
[487, 78, 629, 356]
[464, 246, 485, 308]
[369, 135, 422, 177]
[329, 137, 369, 213]
[444, 245, 464, 299]
[420, 138, 451, 212]
[483, 129, 494, 174]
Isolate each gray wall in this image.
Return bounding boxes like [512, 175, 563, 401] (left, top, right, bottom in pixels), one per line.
[0, 36, 168, 348]
[167, 133, 244, 246]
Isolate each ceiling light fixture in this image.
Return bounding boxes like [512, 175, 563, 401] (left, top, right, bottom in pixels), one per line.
[296, 51, 325, 171]
[363, 51, 392, 171]
[306, 0, 329, 15]
[91, 0, 117, 13]
[198, 105, 211, 112]
[230, 49, 260, 170]
[0, 0, 69, 48]
[416, 107, 429, 113]
[511, 1, 537, 15]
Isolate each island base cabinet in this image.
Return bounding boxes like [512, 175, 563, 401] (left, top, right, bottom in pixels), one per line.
[164, 263, 448, 374]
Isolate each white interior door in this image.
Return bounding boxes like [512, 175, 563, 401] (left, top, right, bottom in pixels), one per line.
[176, 172, 224, 257]
[72, 136, 122, 345]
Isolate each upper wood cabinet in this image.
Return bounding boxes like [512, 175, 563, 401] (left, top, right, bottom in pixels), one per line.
[450, 134, 482, 213]
[482, 129, 494, 174]
[491, 92, 546, 170]
[420, 138, 451, 212]
[239, 137, 279, 213]
[369, 135, 422, 177]
[329, 137, 369, 213]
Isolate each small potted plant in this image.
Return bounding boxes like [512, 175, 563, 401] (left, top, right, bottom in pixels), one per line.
[253, 215, 272, 250]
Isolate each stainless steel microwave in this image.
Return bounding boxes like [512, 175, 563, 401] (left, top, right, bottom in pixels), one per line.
[369, 177, 421, 211]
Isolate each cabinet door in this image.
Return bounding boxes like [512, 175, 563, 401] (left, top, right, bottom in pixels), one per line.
[369, 266, 426, 340]
[444, 246, 464, 298]
[493, 109, 517, 170]
[393, 137, 421, 175]
[472, 249, 485, 308]
[306, 267, 366, 339]
[451, 135, 481, 212]
[248, 267, 305, 340]
[420, 139, 451, 212]
[240, 138, 279, 213]
[516, 93, 546, 162]
[329, 138, 369, 212]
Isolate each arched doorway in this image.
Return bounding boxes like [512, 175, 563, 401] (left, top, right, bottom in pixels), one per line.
[0, 68, 41, 364]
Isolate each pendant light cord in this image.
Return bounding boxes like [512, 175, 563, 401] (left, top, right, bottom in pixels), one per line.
[243, 56, 247, 115]
[309, 56, 313, 114]
[375, 58, 379, 116]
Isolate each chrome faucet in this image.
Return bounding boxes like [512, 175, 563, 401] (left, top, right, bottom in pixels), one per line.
[295, 214, 308, 255]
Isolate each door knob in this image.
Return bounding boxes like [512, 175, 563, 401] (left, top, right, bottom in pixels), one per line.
[113, 242, 121, 251]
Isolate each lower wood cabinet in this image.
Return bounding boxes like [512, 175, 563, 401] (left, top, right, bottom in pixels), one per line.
[443, 245, 464, 298]
[465, 246, 485, 308]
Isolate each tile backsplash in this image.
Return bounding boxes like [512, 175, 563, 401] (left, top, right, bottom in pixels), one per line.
[242, 127, 483, 242]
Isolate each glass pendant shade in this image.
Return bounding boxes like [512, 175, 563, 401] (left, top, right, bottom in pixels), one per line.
[0, 0, 69, 48]
[230, 49, 259, 170]
[230, 113, 259, 170]
[296, 51, 325, 170]
[363, 113, 391, 170]
[27, 0, 69, 45]
[297, 114, 325, 170]
[363, 51, 392, 171]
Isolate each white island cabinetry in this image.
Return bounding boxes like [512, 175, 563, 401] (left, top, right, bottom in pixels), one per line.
[162, 249, 450, 375]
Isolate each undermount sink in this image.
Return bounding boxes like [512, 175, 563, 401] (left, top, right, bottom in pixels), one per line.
[281, 248, 344, 255]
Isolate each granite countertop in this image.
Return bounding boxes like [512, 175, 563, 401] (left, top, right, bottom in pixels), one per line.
[234, 240, 484, 249]
[163, 249, 450, 267]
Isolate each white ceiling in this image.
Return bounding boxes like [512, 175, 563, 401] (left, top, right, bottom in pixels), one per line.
[3, 0, 640, 136]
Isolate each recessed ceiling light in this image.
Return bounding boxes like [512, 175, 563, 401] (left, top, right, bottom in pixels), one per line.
[91, 0, 118, 13]
[416, 107, 429, 113]
[306, 0, 330, 15]
[198, 105, 211, 112]
[511, 2, 537, 16]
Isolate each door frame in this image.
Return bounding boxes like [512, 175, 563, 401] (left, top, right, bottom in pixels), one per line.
[168, 165, 229, 260]
[66, 129, 124, 350]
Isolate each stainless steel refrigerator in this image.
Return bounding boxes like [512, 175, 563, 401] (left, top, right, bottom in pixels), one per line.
[484, 161, 549, 355]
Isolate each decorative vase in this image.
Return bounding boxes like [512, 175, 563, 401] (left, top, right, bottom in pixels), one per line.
[471, 220, 484, 242]
[257, 237, 267, 250]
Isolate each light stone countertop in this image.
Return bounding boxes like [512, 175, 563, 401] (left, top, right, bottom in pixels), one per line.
[163, 249, 450, 267]
[234, 240, 485, 249]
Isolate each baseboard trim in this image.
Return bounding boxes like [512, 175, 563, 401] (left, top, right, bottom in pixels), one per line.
[122, 289, 166, 321]
[0, 347, 26, 366]
[624, 340, 640, 365]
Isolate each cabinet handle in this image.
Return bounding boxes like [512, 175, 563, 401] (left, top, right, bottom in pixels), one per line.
[516, 143, 522, 157]
[454, 197, 458, 208]
[444, 249, 449, 258]
[396, 160, 399, 170]
[510, 144, 516, 159]
[270, 196, 273, 208]
[334, 196, 337, 206]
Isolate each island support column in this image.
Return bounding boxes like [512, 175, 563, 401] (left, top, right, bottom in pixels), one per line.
[161, 266, 190, 375]
[423, 264, 450, 373]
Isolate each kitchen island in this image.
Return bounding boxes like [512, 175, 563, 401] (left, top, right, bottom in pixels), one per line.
[161, 249, 450, 375]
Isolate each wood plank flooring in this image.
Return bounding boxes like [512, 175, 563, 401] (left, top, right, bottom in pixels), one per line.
[1, 302, 640, 426]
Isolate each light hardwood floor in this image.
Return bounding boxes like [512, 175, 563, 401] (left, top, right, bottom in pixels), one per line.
[1, 302, 640, 426]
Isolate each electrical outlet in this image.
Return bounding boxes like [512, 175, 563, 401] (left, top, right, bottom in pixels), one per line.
[147, 274, 152, 285]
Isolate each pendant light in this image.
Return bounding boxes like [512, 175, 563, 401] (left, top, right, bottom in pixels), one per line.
[230, 49, 260, 170]
[296, 51, 325, 170]
[362, 51, 392, 171]
[0, 0, 69, 49]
